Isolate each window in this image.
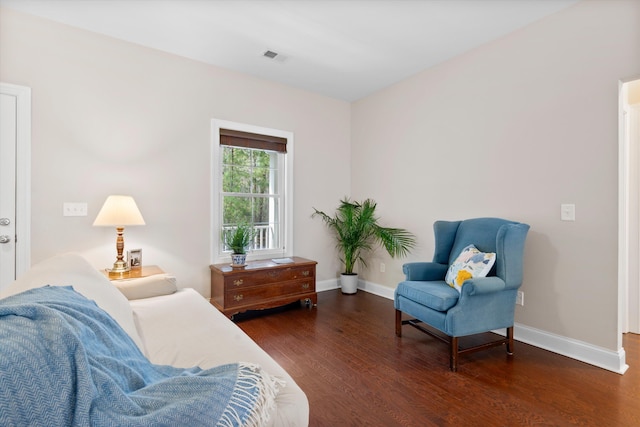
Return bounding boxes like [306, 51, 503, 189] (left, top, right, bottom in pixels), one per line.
[211, 120, 293, 263]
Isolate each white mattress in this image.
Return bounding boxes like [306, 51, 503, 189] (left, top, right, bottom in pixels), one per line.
[130, 288, 309, 426]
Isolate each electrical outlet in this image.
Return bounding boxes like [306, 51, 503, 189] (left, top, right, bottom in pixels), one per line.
[380, 262, 385, 273]
[63, 202, 88, 217]
[561, 204, 575, 221]
[516, 291, 524, 306]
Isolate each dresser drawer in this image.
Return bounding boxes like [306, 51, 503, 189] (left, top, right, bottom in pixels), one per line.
[224, 265, 315, 289]
[225, 279, 315, 308]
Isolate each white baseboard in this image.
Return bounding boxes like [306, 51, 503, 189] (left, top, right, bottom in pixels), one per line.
[358, 279, 395, 299]
[316, 278, 340, 292]
[316, 277, 395, 299]
[317, 278, 628, 374]
[498, 324, 628, 375]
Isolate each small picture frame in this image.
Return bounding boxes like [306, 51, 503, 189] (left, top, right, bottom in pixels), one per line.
[127, 248, 142, 268]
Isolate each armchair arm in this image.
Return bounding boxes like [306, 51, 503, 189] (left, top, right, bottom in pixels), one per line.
[446, 276, 515, 337]
[460, 276, 506, 296]
[402, 262, 448, 281]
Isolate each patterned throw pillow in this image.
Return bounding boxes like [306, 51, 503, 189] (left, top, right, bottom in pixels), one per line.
[445, 244, 496, 292]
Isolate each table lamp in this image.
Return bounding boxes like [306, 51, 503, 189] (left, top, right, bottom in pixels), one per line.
[93, 195, 145, 275]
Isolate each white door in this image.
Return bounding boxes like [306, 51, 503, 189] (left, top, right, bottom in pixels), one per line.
[0, 83, 31, 292]
[0, 92, 17, 289]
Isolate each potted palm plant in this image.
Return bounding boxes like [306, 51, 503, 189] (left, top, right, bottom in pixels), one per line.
[222, 223, 254, 267]
[312, 198, 417, 294]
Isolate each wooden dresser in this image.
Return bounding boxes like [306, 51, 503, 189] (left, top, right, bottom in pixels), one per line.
[209, 257, 317, 318]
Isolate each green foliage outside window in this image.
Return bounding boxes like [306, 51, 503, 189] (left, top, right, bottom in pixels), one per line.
[222, 146, 278, 251]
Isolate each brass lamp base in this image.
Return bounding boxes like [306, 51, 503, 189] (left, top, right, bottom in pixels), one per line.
[106, 226, 131, 278]
[106, 259, 131, 278]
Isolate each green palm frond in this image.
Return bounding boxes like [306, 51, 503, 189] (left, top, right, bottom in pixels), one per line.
[312, 197, 416, 274]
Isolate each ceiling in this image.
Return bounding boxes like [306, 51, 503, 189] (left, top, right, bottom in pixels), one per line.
[0, 0, 580, 101]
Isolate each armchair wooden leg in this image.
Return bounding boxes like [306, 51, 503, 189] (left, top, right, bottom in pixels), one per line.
[395, 310, 402, 337]
[450, 337, 459, 372]
[506, 326, 514, 355]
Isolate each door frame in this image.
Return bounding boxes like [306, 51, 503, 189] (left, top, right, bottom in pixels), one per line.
[629, 102, 640, 334]
[620, 83, 640, 336]
[0, 82, 31, 277]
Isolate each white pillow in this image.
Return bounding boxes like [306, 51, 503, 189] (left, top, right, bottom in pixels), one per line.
[445, 244, 496, 292]
[1, 252, 145, 352]
[113, 274, 177, 300]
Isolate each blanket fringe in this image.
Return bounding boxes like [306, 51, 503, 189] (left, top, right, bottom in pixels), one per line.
[217, 363, 285, 427]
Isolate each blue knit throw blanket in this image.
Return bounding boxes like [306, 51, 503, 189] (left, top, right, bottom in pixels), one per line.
[0, 286, 280, 426]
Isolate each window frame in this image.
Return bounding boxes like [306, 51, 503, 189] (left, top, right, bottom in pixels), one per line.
[211, 119, 294, 264]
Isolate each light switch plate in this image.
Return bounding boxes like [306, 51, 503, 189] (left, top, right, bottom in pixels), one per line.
[561, 204, 575, 221]
[63, 202, 88, 217]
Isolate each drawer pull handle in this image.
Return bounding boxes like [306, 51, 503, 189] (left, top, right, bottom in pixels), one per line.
[302, 271, 310, 277]
[302, 283, 310, 290]
[233, 279, 243, 286]
[233, 294, 243, 301]
[268, 271, 278, 277]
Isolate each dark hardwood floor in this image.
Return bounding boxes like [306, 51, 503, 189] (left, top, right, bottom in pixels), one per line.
[236, 290, 640, 427]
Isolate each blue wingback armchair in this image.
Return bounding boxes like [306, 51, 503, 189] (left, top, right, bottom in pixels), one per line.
[394, 217, 529, 371]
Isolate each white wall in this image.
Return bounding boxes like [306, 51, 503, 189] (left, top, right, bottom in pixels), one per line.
[2, 1, 639, 356]
[0, 7, 351, 295]
[351, 0, 640, 351]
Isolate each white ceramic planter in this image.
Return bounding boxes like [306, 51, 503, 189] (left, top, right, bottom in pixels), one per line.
[340, 273, 359, 294]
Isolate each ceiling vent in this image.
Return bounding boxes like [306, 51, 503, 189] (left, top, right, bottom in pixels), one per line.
[262, 50, 288, 64]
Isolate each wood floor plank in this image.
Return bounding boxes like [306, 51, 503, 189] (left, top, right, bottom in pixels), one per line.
[236, 290, 640, 427]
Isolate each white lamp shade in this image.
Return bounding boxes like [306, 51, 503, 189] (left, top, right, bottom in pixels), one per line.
[93, 195, 146, 227]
